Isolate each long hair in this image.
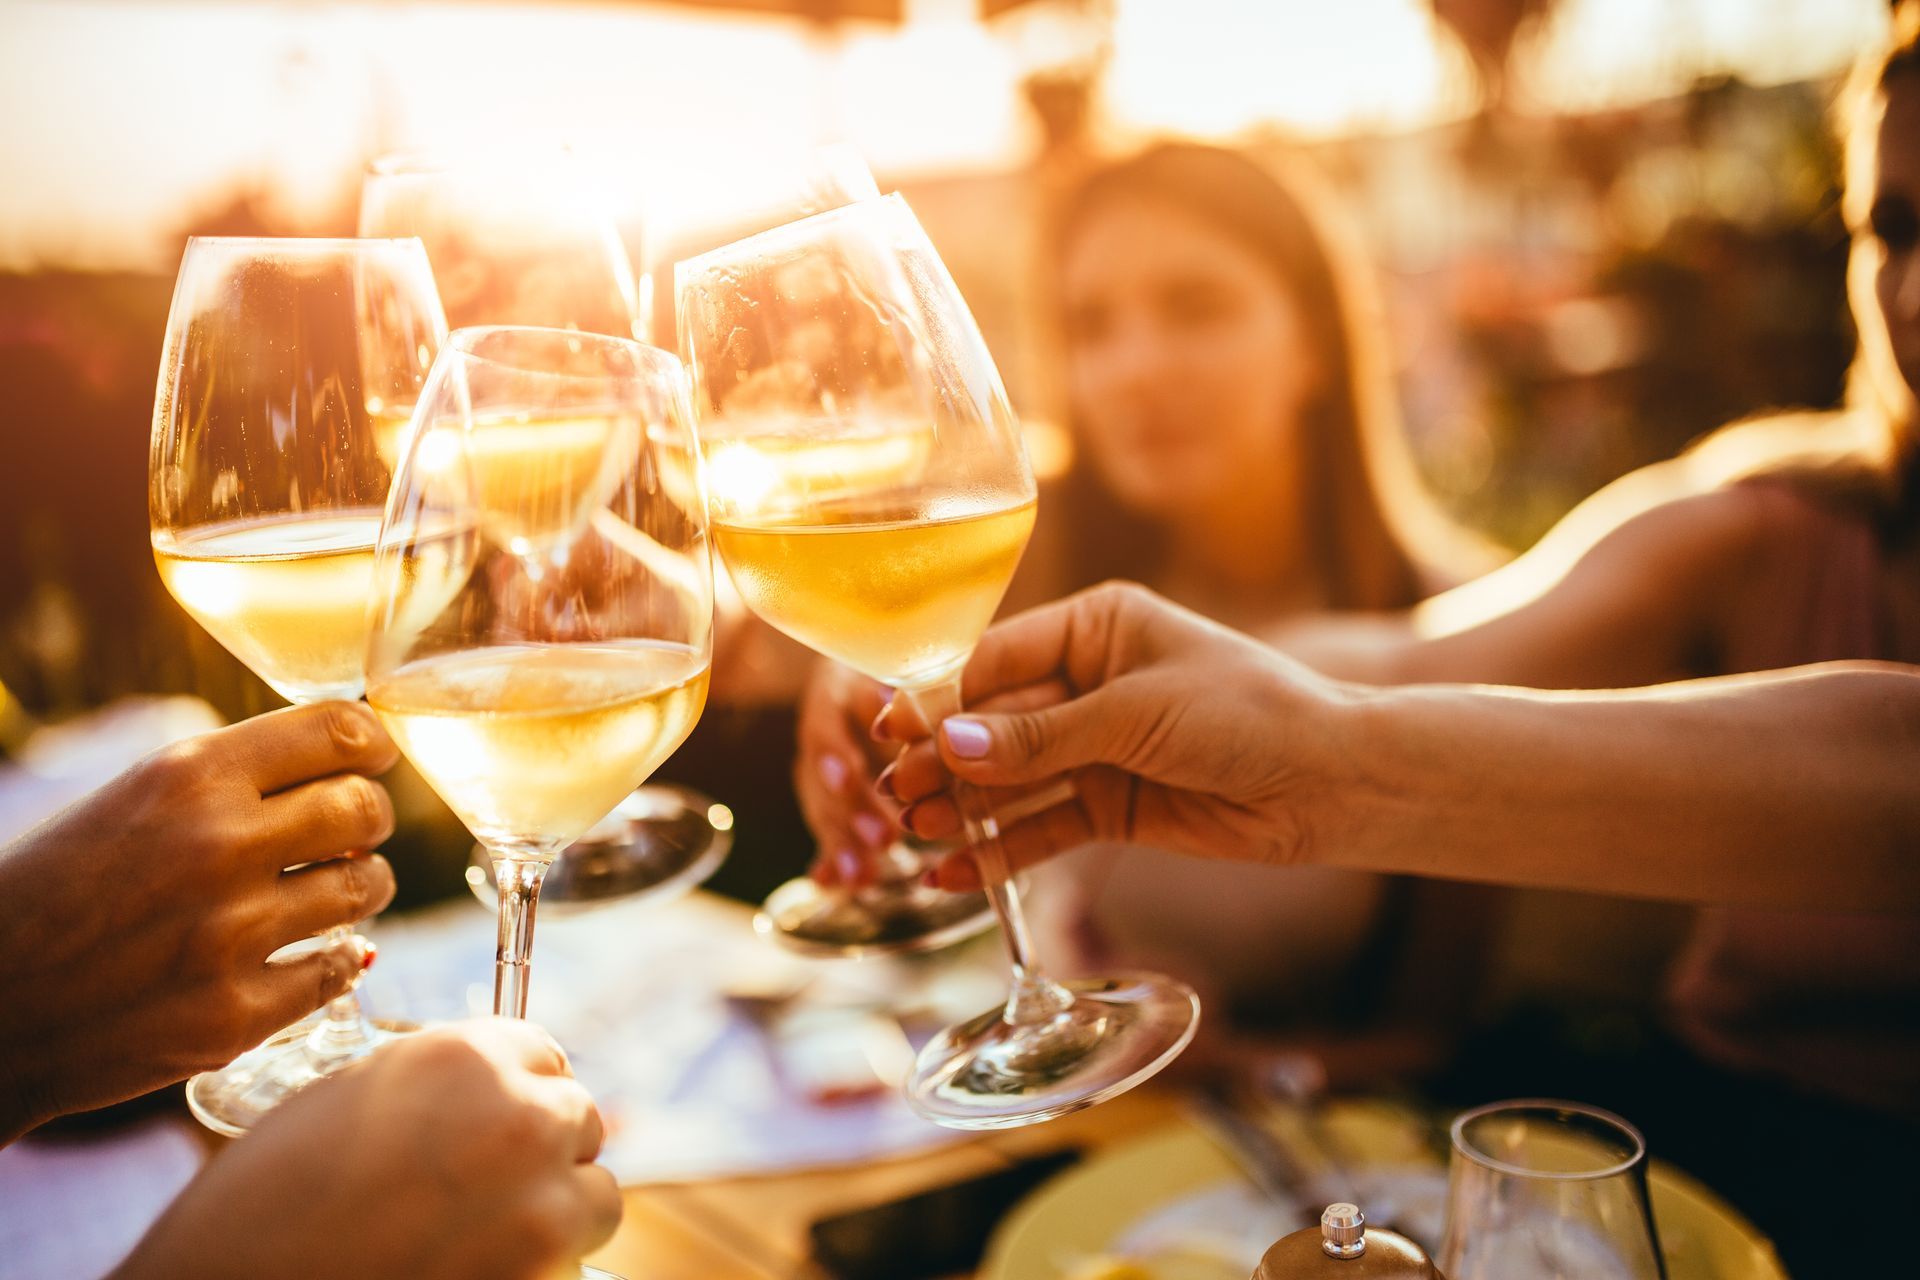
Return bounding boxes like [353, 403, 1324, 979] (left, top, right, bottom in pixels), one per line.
[1049, 143, 1487, 610]
[1689, 2, 1920, 528]
[1843, 0, 1920, 485]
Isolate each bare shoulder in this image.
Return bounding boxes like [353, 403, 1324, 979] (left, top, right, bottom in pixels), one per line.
[1420, 463, 1773, 634]
[1574, 409, 1880, 553]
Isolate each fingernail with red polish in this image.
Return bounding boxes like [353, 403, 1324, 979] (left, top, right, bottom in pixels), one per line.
[360, 941, 378, 972]
[943, 717, 992, 759]
[874, 762, 898, 800]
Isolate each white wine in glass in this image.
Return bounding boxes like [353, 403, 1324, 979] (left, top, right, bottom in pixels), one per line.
[678, 195, 1199, 1127]
[365, 325, 713, 1026]
[153, 511, 386, 703]
[711, 498, 1037, 689]
[148, 236, 446, 1135]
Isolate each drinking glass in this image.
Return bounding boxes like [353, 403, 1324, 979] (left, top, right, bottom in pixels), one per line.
[149, 236, 446, 1134]
[362, 149, 729, 907]
[364, 325, 713, 1024]
[677, 194, 1198, 1126]
[1440, 1100, 1668, 1280]
[359, 149, 642, 338]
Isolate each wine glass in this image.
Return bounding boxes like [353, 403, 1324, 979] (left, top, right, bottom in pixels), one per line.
[362, 149, 729, 908]
[364, 326, 713, 1027]
[677, 194, 1199, 1126]
[359, 148, 642, 339]
[1440, 1100, 1668, 1280]
[149, 236, 446, 1134]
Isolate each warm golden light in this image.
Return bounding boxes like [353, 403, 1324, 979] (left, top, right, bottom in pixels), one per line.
[0, 0, 1888, 271]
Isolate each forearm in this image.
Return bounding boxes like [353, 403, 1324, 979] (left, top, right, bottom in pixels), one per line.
[1321, 662, 1920, 912]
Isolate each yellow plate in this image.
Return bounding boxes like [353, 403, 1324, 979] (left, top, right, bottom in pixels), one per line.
[981, 1104, 1787, 1280]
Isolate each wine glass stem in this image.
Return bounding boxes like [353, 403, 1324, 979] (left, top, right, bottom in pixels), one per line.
[304, 925, 372, 1057]
[493, 855, 548, 1019]
[905, 678, 1073, 1028]
[292, 695, 378, 1059]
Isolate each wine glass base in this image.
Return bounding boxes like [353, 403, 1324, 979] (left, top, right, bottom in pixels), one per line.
[755, 874, 998, 958]
[185, 1017, 420, 1137]
[906, 973, 1200, 1130]
[466, 784, 731, 915]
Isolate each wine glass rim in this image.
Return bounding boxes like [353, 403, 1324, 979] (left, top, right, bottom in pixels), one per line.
[673, 191, 912, 282]
[1449, 1098, 1648, 1181]
[445, 324, 683, 379]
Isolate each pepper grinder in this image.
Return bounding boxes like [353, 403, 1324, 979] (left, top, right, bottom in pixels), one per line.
[1252, 1204, 1446, 1279]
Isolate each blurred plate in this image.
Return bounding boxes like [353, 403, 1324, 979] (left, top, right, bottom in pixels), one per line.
[980, 1104, 1786, 1280]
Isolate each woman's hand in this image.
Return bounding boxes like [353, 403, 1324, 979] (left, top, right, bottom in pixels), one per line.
[793, 658, 900, 886]
[876, 582, 1358, 888]
[113, 1019, 622, 1280]
[0, 701, 400, 1143]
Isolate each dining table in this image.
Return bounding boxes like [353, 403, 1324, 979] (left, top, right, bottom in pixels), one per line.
[588, 1082, 1186, 1280]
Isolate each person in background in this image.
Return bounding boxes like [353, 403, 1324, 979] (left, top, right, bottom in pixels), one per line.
[880, 8, 1920, 1265]
[799, 143, 1498, 1080]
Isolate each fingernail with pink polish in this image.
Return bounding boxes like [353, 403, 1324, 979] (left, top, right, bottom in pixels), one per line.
[852, 812, 889, 849]
[834, 847, 863, 884]
[819, 754, 849, 793]
[943, 717, 992, 759]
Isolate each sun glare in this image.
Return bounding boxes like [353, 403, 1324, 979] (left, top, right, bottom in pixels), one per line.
[0, 0, 1895, 271]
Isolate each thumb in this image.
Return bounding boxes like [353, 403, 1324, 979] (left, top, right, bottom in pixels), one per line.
[936, 689, 1122, 786]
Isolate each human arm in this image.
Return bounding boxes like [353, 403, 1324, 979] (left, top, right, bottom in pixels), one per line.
[882, 583, 1920, 913]
[110, 1019, 620, 1280]
[1273, 461, 1760, 688]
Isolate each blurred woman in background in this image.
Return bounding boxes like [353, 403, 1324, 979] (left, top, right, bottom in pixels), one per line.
[801, 143, 1497, 1078]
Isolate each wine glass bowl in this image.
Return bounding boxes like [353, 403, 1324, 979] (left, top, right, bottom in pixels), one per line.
[149, 235, 447, 1134]
[1440, 1100, 1668, 1280]
[360, 149, 642, 338]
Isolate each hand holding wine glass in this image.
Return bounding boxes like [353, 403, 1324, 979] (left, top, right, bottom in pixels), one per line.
[148, 235, 445, 1133]
[678, 195, 1198, 1127]
[0, 703, 395, 1147]
[112, 1019, 620, 1280]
